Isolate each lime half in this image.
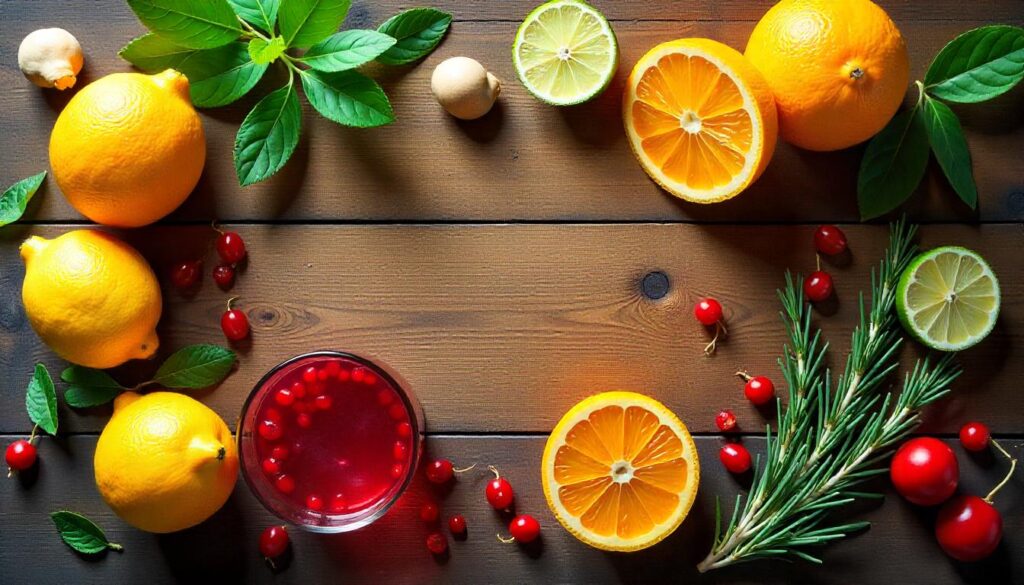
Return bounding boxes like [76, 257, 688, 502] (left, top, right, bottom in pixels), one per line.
[513, 0, 618, 106]
[896, 246, 1000, 351]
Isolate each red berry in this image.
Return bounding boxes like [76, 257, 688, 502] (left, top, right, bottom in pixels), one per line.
[715, 410, 737, 431]
[264, 407, 282, 423]
[212, 265, 235, 289]
[170, 260, 202, 289]
[388, 404, 407, 421]
[306, 494, 323, 511]
[694, 297, 723, 326]
[719, 443, 752, 474]
[485, 467, 515, 510]
[426, 532, 448, 555]
[426, 459, 455, 484]
[814, 225, 848, 256]
[296, 413, 312, 429]
[313, 394, 332, 411]
[5, 440, 37, 471]
[221, 299, 250, 341]
[302, 366, 317, 384]
[743, 375, 775, 405]
[270, 446, 289, 461]
[329, 493, 346, 513]
[259, 525, 290, 559]
[290, 381, 306, 398]
[959, 422, 991, 452]
[258, 419, 282, 441]
[275, 474, 295, 494]
[803, 271, 834, 302]
[261, 458, 281, 475]
[324, 361, 341, 377]
[396, 422, 412, 439]
[377, 389, 394, 406]
[508, 514, 540, 543]
[420, 502, 440, 523]
[216, 231, 247, 264]
[390, 463, 404, 479]
[392, 441, 408, 461]
[890, 437, 959, 506]
[274, 388, 295, 407]
[448, 514, 466, 535]
[936, 495, 1002, 562]
[351, 368, 365, 383]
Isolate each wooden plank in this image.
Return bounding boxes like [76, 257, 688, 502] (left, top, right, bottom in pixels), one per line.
[1, 224, 1020, 434]
[2, 9, 1022, 223]
[1, 435, 1020, 584]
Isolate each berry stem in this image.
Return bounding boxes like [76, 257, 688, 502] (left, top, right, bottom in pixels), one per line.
[453, 463, 477, 474]
[496, 534, 516, 544]
[735, 371, 752, 382]
[28, 424, 38, 444]
[211, 219, 224, 235]
[227, 296, 239, 312]
[983, 439, 1018, 504]
[704, 322, 727, 356]
[487, 465, 501, 479]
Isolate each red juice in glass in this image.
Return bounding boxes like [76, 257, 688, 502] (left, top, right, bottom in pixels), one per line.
[238, 352, 423, 532]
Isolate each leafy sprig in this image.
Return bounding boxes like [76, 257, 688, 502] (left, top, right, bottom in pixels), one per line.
[0, 172, 47, 227]
[52, 511, 123, 555]
[120, 0, 451, 186]
[698, 220, 962, 571]
[859, 25, 1024, 219]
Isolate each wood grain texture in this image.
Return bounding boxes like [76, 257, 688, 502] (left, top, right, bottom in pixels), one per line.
[1, 224, 1020, 434]
[1, 2, 1022, 223]
[1, 435, 1020, 585]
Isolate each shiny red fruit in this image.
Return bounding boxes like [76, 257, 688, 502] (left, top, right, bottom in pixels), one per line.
[744, 376, 775, 405]
[719, 443, 752, 474]
[694, 298, 723, 326]
[5, 440, 37, 471]
[509, 514, 541, 543]
[216, 231, 247, 264]
[213, 265, 235, 289]
[221, 307, 250, 341]
[426, 459, 455, 484]
[426, 532, 448, 555]
[803, 271, 834, 302]
[959, 422, 991, 452]
[448, 514, 466, 535]
[715, 410, 737, 431]
[890, 437, 959, 506]
[420, 502, 440, 523]
[814, 225, 848, 256]
[259, 525, 290, 559]
[486, 472, 514, 510]
[170, 260, 202, 289]
[936, 495, 1002, 562]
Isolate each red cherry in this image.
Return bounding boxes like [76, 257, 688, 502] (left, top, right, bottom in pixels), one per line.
[936, 495, 1002, 562]
[390, 463, 404, 479]
[258, 419, 282, 441]
[376, 389, 394, 407]
[296, 413, 312, 429]
[426, 532, 448, 555]
[302, 366, 317, 384]
[274, 388, 295, 407]
[890, 437, 959, 506]
[740, 374, 775, 405]
[290, 381, 306, 399]
[396, 422, 412, 439]
[5, 440, 37, 472]
[426, 459, 455, 484]
[694, 297, 723, 326]
[351, 368, 365, 383]
[448, 514, 466, 535]
[274, 474, 295, 494]
[387, 404, 407, 421]
[212, 265, 235, 289]
[392, 441, 408, 461]
[324, 361, 341, 377]
[170, 260, 202, 290]
[313, 394, 332, 411]
[221, 298, 250, 341]
[814, 225, 848, 256]
[959, 422, 991, 452]
[485, 466, 515, 510]
[261, 458, 281, 475]
[507, 514, 541, 543]
[420, 502, 440, 523]
[306, 494, 324, 511]
[329, 493, 347, 513]
[270, 446, 289, 461]
[715, 410, 737, 432]
[719, 443, 752, 474]
[216, 231, 247, 264]
[803, 271, 834, 302]
[259, 525, 290, 559]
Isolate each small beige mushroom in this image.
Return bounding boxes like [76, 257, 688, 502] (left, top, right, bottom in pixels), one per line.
[18, 28, 84, 90]
[430, 57, 501, 120]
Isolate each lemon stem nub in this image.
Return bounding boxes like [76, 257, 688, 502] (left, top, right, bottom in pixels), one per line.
[850, 67, 864, 80]
[217, 446, 226, 461]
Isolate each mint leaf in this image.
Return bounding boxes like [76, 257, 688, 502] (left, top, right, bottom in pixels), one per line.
[858, 106, 931, 220]
[52, 511, 123, 555]
[248, 36, 287, 64]
[228, 0, 280, 33]
[235, 83, 302, 185]
[126, 0, 242, 49]
[119, 33, 199, 72]
[925, 25, 1024, 104]
[300, 30, 396, 72]
[279, 0, 351, 49]
[26, 364, 58, 435]
[153, 344, 237, 389]
[921, 97, 978, 209]
[0, 171, 46, 227]
[300, 69, 394, 127]
[176, 42, 268, 107]
[62, 366, 126, 408]
[376, 8, 451, 65]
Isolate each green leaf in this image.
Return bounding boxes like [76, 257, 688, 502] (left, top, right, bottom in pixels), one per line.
[0, 172, 46, 227]
[175, 42, 268, 107]
[126, 0, 242, 49]
[921, 97, 978, 209]
[25, 363, 57, 435]
[153, 344, 237, 389]
[299, 69, 394, 127]
[248, 36, 287, 64]
[228, 0, 280, 33]
[375, 8, 451, 65]
[857, 106, 931, 220]
[300, 29, 397, 72]
[234, 82, 302, 185]
[119, 33, 199, 73]
[279, 0, 351, 49]
[925, 25, 1024, 103]
[51, 511, 123, 555]
[62, 366, 126, 409]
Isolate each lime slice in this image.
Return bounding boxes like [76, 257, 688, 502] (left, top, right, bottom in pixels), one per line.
[896, 246, 1000, 351]
[513, 0, 618, 106]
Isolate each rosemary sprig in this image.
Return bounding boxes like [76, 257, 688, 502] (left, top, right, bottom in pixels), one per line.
[697, 220, 962, 572]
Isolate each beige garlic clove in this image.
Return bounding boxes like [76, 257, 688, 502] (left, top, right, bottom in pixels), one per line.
[18, 28, 84, 90]
[430, 56, 501, 120]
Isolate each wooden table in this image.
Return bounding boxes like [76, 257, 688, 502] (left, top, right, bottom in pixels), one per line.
[2, 1, 1022, 583]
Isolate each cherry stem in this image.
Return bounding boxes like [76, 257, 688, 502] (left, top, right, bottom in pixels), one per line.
[734, 371, 752, 382]
[453, 463, 477, 474]
[816, 254, 821, 272]
[496, 534, 516, 544]
[28, 424, 38, 444]
[983, 438, 1018, 504]
[703, 322, 726, 356]
[264, 557, 277, 571]
[227, 296, 239, 311]
[211, 219, 224, 235]
[487, 465, 501, 479]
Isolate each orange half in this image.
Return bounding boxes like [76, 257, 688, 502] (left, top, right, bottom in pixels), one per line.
[624, 38, 778, 203]
[542, 392, 699, 551]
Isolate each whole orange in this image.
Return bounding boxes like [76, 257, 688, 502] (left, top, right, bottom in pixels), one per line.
[744, 0, 909, 152]
[49, 69, 206, 227]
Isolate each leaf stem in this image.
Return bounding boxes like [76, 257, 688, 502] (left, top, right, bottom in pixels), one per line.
[238, 17, 271, 43]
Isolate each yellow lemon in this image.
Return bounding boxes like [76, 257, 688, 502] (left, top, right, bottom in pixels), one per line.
[542, 392, 700, 551]
[95, 392, 238, 534]
[20, 230, 161, 369]
[49, 69, 206, 227]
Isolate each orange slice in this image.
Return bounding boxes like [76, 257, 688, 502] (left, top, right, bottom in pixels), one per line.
[623, 38, 778, 203]
[542, 391, 699, 551]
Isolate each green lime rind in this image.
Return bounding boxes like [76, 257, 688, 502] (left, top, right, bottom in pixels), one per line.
[512, 0, 619, 106]
[896, 246, 1000, 352]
